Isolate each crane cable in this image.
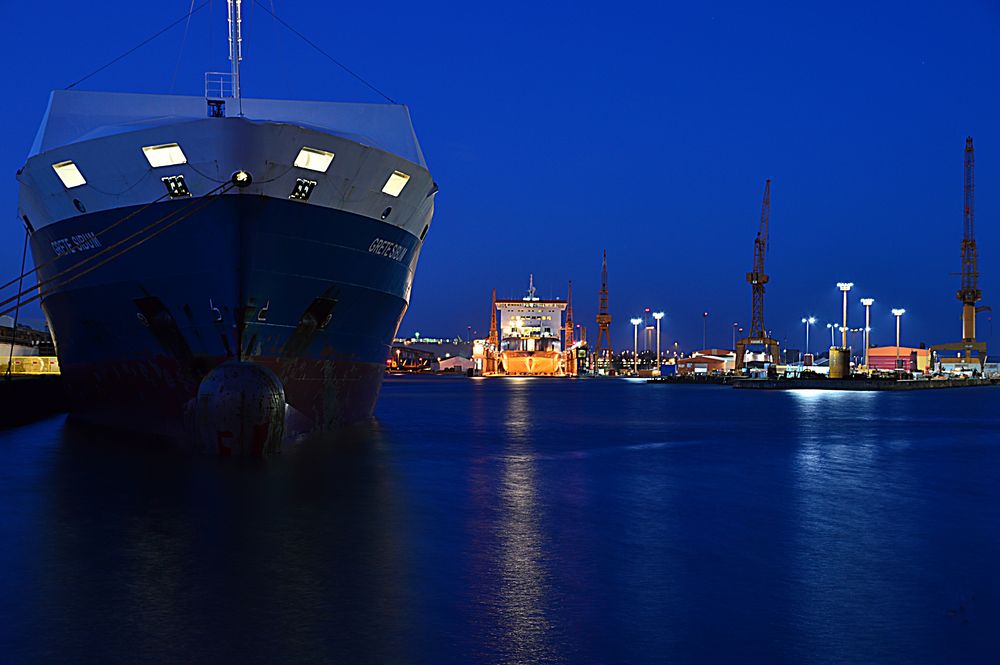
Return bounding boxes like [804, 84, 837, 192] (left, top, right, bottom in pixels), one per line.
[0, 192, 171, 295]
[0, 183, 233, 318]
[0, 184, 226, 311]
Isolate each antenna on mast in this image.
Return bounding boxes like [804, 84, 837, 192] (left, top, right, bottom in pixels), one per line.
[205, 0, 245, 117]
[228, 0, 244, 116]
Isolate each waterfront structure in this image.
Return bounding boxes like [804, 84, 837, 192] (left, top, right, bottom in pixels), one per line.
[677, 349, 737, 375]
[13, 1, 436, 444]
[868, 346, 928, 373]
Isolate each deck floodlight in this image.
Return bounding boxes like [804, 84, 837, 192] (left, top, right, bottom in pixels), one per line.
[161, 175, 191, 198]
[289, 178, 317, 201]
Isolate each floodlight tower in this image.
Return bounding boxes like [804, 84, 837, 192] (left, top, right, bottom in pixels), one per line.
[837, 282, 854, 348]
[630, 317, 643, 375]
[801, 316, 816, 355]
[860, 298, 874, 369]
[892, 308, 906, 372]
[653, 311, 665, 368]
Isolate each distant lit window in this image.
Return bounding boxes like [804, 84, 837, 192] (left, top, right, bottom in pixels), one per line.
[52, 161, 86, 188]
[381, 170, 410, 197]
[294, 147, 335, 172]
[142, 143, 188, 168]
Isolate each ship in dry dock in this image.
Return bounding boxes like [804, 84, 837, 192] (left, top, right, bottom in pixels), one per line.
[475, 276, 584, 376]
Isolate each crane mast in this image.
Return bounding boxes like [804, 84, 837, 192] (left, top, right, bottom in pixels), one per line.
[594, 250, 614, 373]
[748, 180, 771, 338]
[959, 137, 981, 342]
[930, 136, 989, 368]
[735, 180, 779, 372]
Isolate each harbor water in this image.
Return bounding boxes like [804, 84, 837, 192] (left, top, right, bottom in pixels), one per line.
[1, 377, 998, 663]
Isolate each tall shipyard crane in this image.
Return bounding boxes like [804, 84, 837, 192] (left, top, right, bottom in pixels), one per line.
[735, 180, 780, 372]
[933, 137, 989, 367]
[594, 250, 614, 373]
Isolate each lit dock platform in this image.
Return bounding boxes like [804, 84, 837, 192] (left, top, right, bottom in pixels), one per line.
[732, 377, 997, 391]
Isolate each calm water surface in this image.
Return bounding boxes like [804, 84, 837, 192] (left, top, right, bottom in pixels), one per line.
[1, 377, 998, 663]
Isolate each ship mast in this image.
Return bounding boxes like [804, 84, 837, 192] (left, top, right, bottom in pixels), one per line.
[227, 0, 244, 115]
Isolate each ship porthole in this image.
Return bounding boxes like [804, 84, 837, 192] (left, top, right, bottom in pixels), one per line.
[380, 207, 392, 220]
[73, 199, 86, 213]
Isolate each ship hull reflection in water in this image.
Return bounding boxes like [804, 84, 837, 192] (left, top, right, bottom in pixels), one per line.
[2, 377, 999, 662]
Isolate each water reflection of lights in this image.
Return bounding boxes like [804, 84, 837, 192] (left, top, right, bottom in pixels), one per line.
[790, 389, 882, 473]
[496, 384, 553, 661]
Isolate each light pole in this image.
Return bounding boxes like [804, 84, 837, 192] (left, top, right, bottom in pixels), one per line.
[702, 311, 709, 350]
[732, 322, 739, 351]
[892, 308, 906, 373]
[801, 316, 815, 356]
[653, 312, 664, 370]
[837, 282, 854, 348]
[860, 298, 874, 369]
[631, 317, 642, 375]
[827, 323, 835, 347]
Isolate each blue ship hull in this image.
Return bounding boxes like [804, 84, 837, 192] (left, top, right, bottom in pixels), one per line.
[29, 195, 421, 440]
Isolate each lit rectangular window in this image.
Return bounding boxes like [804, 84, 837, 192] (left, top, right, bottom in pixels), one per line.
[142, 143, 188, 168]
[52, 161, 86, 188]
[294, 147, 335, 173]
[382, 170, 410, 197]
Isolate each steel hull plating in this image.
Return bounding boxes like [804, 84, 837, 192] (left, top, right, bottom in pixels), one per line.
[30, 195, 421, 440]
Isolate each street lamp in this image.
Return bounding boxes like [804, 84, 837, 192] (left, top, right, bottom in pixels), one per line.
[702, 311, 709, 350]
[837, 282, 854, 348]
[826, 322, 835, 347]
[892, 308, 906, 373]
[860, 298, 874, 370]
[653, 312, 665, 370]
[731, 322, 739, 351]
[801, 316, 816, 356]
[630, 317, 643, 375]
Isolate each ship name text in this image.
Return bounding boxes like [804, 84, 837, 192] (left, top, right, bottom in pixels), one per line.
[368, 238, 408, 262]
[51, 232, 102, 257]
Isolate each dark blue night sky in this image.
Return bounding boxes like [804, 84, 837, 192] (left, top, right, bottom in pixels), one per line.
[1, 0, 998, 351]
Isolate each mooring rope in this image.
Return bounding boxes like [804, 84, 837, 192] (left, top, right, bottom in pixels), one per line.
[0, 183, 234, 318]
